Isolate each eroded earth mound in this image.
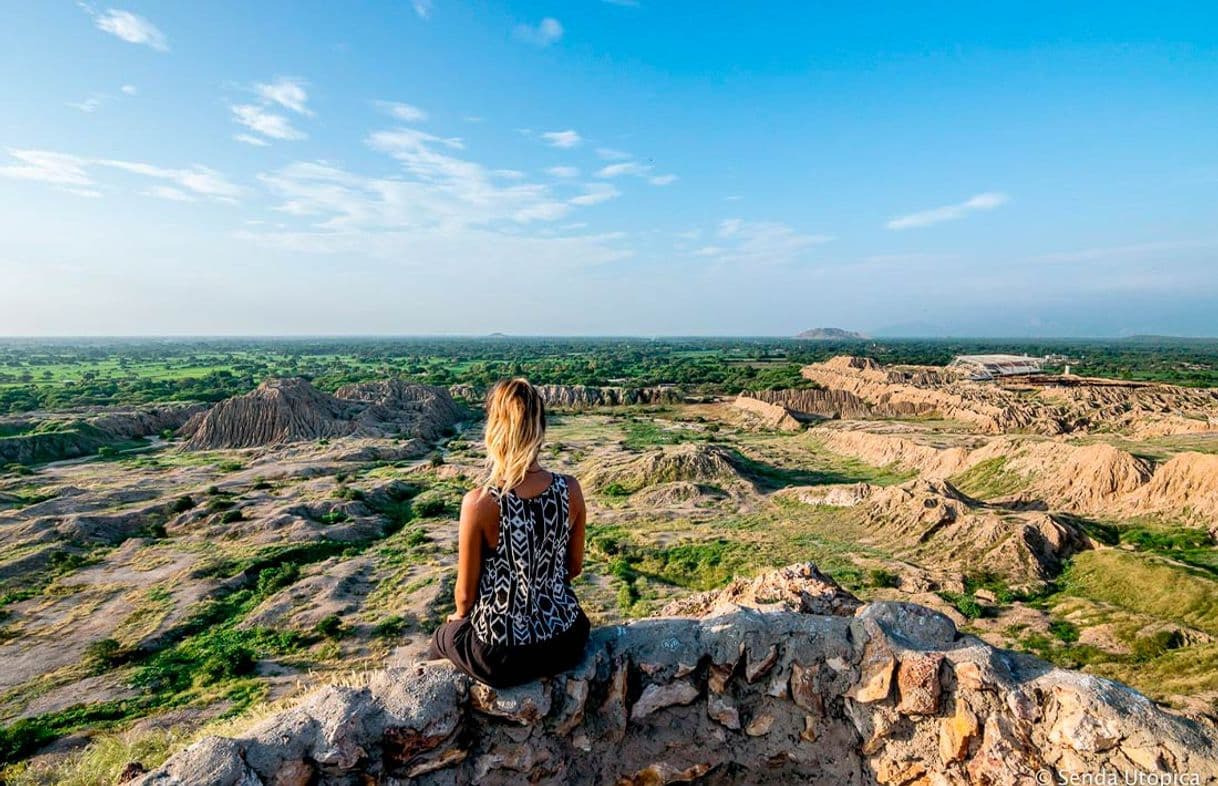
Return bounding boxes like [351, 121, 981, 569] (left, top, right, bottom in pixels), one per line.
[0, 402, 203, 464]
[136, 565, 1218, 786]
[180, 378, 461, 450]
[802, 355, 1218, 437]
[581, 443, 748, 493]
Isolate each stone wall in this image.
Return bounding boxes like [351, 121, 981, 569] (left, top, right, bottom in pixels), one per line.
[136, 566, 1218, 786]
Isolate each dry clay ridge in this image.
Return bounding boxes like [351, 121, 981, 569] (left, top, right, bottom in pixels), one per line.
[137, 565, 1218, 786]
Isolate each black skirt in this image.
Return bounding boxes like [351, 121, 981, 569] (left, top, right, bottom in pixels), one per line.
[429, 609, 591, 689]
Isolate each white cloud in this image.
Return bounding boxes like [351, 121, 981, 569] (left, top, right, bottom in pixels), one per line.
[493, 169, 526, 180]
[254, 77, 312, 116]
[570, 183, 620, 206]
[692, 219, 832, 266]
[649, 174, 678, 186]
[68, 95, 103, 113]
[375, 100, 428, 122]
[0, 148, 241, 202]
[546, 166, 579, 178]
[97, 159, 243, 201]
[541, 129, 582, 149]
[143, 185, 194, 202]
[886, 192, 1008, 230]
[596, 147, 632, 160]
[0, 149, 93, 186]
[231, 104, 306, 141]
[120, 84, 138, 95]
[92, 9, 168, 51]
[412, 0, 433, 18]
[514, 17, 563, 47]
[597, 161, 650, 178]
[233, 133, 270, 147]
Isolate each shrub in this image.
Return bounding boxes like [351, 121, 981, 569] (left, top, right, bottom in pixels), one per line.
[320, 509, 348, 525]
[602, 482, 630, 498]
[97, 446, 118, 458]
[868, 569, 899, 588]
[83, 638, 126, 674]
[372, 615, 409, 638]
[171, 495, 196, 513]
[1132, 629, 1184, 662]
[412, 496, 450, 518]
[429, 452, 445, 467]
[1049, 620, 1080, 644]
[220, 508, 244, 524]
[314, 614, 345, 640]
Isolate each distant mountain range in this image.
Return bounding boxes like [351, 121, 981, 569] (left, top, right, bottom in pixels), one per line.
[795, 327, 867, 340]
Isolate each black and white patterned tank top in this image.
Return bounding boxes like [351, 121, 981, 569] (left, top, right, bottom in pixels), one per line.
[469, 473, 583, 647]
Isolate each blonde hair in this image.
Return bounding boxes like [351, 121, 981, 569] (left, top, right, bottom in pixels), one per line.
[484, 378, 547, 492]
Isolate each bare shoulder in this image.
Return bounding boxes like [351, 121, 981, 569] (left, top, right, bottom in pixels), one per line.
[462, 487, 499, 519]
[563, 474, 585, 503]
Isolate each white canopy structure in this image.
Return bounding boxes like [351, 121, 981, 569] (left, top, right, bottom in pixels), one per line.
[949, 354, 1042, 381]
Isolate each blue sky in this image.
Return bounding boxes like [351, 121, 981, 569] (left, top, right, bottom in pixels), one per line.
[1, 2, 1216, 336]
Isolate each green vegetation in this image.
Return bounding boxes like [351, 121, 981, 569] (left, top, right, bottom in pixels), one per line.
[3, 335, 1215, 416]
[948, 457, 1029, 499]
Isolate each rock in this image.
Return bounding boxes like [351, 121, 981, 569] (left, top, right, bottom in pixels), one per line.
[630, 681, 699, 721]
[744, 712, 775, 736]
[615, 761, 713, 785]
[896, 653, 944, 715]
[117, 762, 149, 783]
[136, 564, 1218, 786]
[470, 681, 552, 724]
[661, 562, 862, 618]
[706, 693, 741, 730]
[939, 702, 979, 763]
[268, 759, 313, 786]
[850, 634, 896, 704]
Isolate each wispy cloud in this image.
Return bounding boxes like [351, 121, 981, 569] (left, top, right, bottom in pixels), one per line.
[546, 166, 579, 178]
[597, 161, 649, 178]
[541, 129, 582, 149]
[90, 8, 168, 51]
[570, 183, 620, 206]
[375, 100, 428, 122]
[412, 0, 433, 19]
[514, 17, 563, 47]
[591, 160, 676, 187]
[231, 104, 306, 141]
[96, 159, 243, 201]
[229, 77, 312, 143]
[0, 148, 241, 202]
[68, 95, 103, 113]
[120, 84, 137, 95]
[596, 147, 632, 160]
[886, 192, 1008, 230]
[233, 133, 270, 147]
[254, 77, 312, 116]
[0, 149, 93, 186]
[691, 219, 832, 266]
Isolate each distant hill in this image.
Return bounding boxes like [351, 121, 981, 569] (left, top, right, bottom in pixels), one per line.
[795, 327, 867, 340]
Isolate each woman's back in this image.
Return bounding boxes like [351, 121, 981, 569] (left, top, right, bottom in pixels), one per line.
[469, 472, 582, 647]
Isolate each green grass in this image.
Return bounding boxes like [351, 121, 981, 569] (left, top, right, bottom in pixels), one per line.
[948, 456, 1030, 499]
[1062, 550, 1218, 636]
[620, 419, 711, 451]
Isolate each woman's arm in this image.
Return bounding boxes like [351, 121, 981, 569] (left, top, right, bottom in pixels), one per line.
[567, 476, 586, 579]
[451, 489, 493, 620]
